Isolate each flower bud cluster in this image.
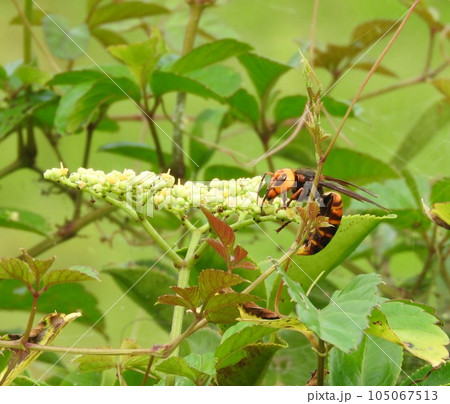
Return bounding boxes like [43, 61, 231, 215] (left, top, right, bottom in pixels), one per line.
[43, 165, 303, 223]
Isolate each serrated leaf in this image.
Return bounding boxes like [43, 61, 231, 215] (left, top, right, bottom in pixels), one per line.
[274, 95, 307, 124]
[200, 207, 235, 252]
[204, 293, 258, 323]
[171, 286, 202, 309]
[226, 88, 260, 124]
[171, 39, 252, 75]
[155, 356, 209, 384]
[73, 348, 116, 373]
[197, 269, 245, 301]
[215, 322, 277, 370]
[21, 250, 55, 279]
[281, 272, 382, 353]
[205, 238, 229, 265]
[367, 301, 449, 367]
[329, 334, 403, 386]
[0, 207, 51, 236]
[48, 70, 105, 86]
[0, 257, 34, 285]
[157, 294, 191, 309]
[43, 15, 89, 60]
[289, 214, 396, 289]
[400, 362, 450, 386]
[238, 53, 291, 99]
[0, 312, 81, 386]
[108, 28, 166, 88]
[88, 1, 169, 27]
[151, 71, 222, 101]
[392, 99, 450, 169]
[42, 266, 100, 288]
[233, 245, 248, 264]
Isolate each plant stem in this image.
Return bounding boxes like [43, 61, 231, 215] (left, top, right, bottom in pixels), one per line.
[317, 339, 326, 386]
[20, 291, 39, 344]
[171, 2, 205, 178]
[321, 0, 420, 163]
[23, 0, 32, 64]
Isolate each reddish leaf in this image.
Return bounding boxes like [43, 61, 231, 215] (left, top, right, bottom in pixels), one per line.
[232, 245, 248, 264]
[198, 269, 247, 301]
[204, 292, 259, 312]
[201, 206, 235, 252]
[232, 261, 257, 271]
[171, 286, 202, 308]
[206, 238, 230, 265]
[157, 295, 191, 309]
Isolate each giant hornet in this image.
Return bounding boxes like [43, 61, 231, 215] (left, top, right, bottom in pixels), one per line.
[258, 168, 388, 255]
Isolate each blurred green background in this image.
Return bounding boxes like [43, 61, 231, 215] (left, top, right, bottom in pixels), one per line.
[0, 0, 449, 381]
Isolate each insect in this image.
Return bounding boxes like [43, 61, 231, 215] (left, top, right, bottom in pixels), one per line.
[258, 168, 388, 255]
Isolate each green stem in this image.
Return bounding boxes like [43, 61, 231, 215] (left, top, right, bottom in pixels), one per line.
[23, 0, 32, 64]
[20, 291, 39, 344]
[317, 339, 326, 386]
[0, 159, 24, 180]
[171, 3, 205, 179]
[166, 229, 202, 386]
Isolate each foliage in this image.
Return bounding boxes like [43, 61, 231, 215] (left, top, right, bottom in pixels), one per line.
[0, 0, 449, 387]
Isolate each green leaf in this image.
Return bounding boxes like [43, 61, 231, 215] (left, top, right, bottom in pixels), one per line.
[274, 95, 307, 124]
[43, 15, 90, 60]
[351, 19, 400, 49]
[203, 165, 253, 180]
[217, 340, 285, 386]
[432, 78, 450, 100]
[73, 349, 116, 373]
[431, 178, 450, 204]
[0, 312, 81, 386]
[186, 65, 241, 97]
[12, 375, 48, 386]
[423, 201, 450, 230]
[400, 362, 450, 386]
[0, 280, 104, 333]
[289, 214, 396, 289]
[392, 99, 450, 169]
[48, 70, 105, 86]
[98, 141, 171, 169]
[0, 257, 34, 284]
[329, 334, 403, 386]
[200, 209, 235, 252]
[198, 269, 245, 301]
[104, 266, 177, 332]
[151, 71, 222, 101]
[323, 148, 399, 185]
[42, 266, 100, 288]
[155, 356, 209, 384]
[0, 207, 51, 236]
[238, 53, 291, 99]
[16, 66, 50, 86]
[367, 302, 449, 367]
[322, 96, 363, 117]
[10, 9, 45, 25]
[88, 1, 169, 27]
[108, 27, 166, 88]
[171, 39, 252, 74]
[353, 61, 397, 77]
[66, 77, 141, 133]
[91, 27, 127, 47]
[204, 293, 258, 324]
[215, 322, 276, 370]
[281, 272, 382, 353]
[226, 88, 260, 124]
[21, 250, 55, 279]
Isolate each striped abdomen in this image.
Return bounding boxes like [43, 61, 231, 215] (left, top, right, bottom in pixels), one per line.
[297, 192, 343, 255]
